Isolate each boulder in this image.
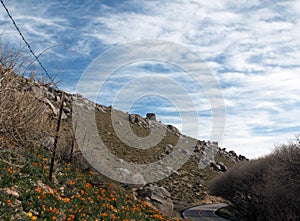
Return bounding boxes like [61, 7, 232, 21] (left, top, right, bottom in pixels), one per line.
[216, 161, 227, 172]
[136, 185, 173, 216]
[27, 85, 45, 98]
[238, 154, 247, 161]
[166, 124, 180, 134]
[164, 144, 173, 154]
[42, 98, 58, 116]
[131, 173, 146, 186]
[229, 150, 237, 158]
[116, 168, 131, 176]
[40, 136, 55, 150]
[128, 114, 145, 124]
[210, 161, 221, 171]
[146, 113, 156, 121]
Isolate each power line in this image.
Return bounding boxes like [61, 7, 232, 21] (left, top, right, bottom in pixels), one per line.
[0, 0, 58, 88]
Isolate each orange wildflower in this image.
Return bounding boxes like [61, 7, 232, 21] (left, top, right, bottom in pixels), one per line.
[64, 198, 71, 203]
[69, 180, 75, 185]
[36, 186, 43, 193]
[7, 167, 13, 173]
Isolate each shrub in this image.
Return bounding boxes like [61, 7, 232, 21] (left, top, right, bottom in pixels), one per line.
[209, 138, 300, 221]
[0, 43, 55, 148]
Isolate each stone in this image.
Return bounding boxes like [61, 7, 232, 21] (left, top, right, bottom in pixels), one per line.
[229, 150, 237, 157]
[131, 173, 146, 186]
[63, 106, 71, 114]
[116, 168, 131, 176]
[146, 113, 156, 121]
[40, 136, 55, 150]
[166, 124, 180, 134]
[180, 148, 191, 156]
[128, 114, 136, 124]
[128, 114, 145, 124]
[216, 161, 227, 172]
[164, 144, 173, 154]
[238, 154, 247, 161]
[210, 161, 222, 171]
[27, 85, 45, 98]
[136, 185, 173, 216]
[43, 98, 58, 116]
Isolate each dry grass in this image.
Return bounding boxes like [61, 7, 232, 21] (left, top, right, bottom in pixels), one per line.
[0, 67, 55, 149]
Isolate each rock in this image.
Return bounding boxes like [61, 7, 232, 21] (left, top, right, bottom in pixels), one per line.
[238, 154, 247, 161]
[179, 148, 191, 156]
[114, 120, 123, 126]
[212, 141, 219, 146]
[2, 186, 19, 197]
[194, 142, 204, 153]
[210, 161, 227, 172]
[96, 105, 105, 112]
[210, 161, 222, 171]
[165, 144, 173, 154]
[229, 150, 237, 158]
[216, 161, 227, 172]
[43, 98, 58, 116]
[63, 106, 71, 114]
[55, 95, 60, 102]
[64, 94, 72, 103]
[128, 114, 145, 124]
[146, 113, 156, 121]
[116, 168, 131, 176]
[27, 85, 45, 98]
[40, 136, 55, 150]
[128, 114, 136, 124]
[166, 124, 180, 134]
[132, 173, 146, 186]
[136, 185, 173, 216]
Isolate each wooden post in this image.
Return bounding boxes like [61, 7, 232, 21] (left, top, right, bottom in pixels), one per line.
[69, 135, 74, 162]
[49, 91, 65, 182]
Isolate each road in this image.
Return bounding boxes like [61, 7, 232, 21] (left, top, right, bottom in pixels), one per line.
[182, 203, 230, 221]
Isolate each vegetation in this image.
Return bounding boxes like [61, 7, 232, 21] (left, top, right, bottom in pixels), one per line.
[0, 44, 178, 220]
[209, 138, 300, 221]
[0, 136, 177, 220]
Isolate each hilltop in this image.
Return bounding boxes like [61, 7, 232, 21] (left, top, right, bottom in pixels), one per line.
[0, 65, 247, 219]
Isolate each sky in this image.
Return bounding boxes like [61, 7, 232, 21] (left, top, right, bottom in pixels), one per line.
[1, 0, 300, 158]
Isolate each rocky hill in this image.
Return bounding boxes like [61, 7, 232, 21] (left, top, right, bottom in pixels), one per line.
[0, 66, 247, 219]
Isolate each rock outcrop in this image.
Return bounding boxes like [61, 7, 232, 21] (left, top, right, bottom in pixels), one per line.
[146, 113, 156, 121]
[136, 185, 174, 216]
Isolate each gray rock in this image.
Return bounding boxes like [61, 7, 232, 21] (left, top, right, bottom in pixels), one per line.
[63, 106, 71, 114]
[136, 185, 173, 216]
[43, 98, 58, 116]
[132, 173, 146, 186]
[216, 161, 227, 172]
[27, 85, 45, 98]
[128, 114, 136, 124]
[165, 144, 173, 154]
[40, 136, 54, 150]
[116, 168, 131, 176]
[146, 113, 156, 121]
[166, 124, 180, 134]
[210, 161, 222, 171]
[128, 114, 145, 124]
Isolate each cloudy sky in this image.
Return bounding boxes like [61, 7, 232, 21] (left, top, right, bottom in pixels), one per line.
[1, 0, 300, 158]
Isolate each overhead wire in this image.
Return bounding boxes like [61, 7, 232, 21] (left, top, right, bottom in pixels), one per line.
[0, 0, 58, 89]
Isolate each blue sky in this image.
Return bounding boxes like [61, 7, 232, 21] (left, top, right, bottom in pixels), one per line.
[1, 0, 300, 158]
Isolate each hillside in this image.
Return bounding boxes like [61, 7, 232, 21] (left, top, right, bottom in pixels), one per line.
[0, 65, 247, 220]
